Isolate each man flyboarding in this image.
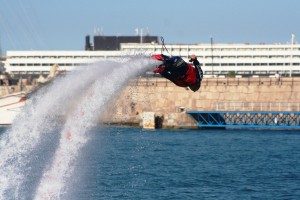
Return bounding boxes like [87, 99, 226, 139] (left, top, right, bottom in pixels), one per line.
[153, 54, 203, 92]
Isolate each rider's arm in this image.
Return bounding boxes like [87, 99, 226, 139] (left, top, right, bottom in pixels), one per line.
[190, 55, 203, 79]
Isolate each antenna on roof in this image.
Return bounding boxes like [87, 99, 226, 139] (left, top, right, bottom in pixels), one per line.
[93, 27, 103, 36]
[135, 28, 143, 43]
[145, 27, 150, 36]
[140, 29, 143, 43]
[291, 34, 296, 44]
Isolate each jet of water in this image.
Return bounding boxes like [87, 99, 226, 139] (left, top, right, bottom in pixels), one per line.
[0, 55, 159, 199]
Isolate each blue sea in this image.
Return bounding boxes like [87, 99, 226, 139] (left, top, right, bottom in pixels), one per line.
[1, 126, 300, 200]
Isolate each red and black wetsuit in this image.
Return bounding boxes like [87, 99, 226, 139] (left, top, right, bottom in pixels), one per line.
[153, 54, 203, 92]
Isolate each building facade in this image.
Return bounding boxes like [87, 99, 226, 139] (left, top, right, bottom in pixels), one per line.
[122, 42, 300, 77]
[3, 42, 300, 78]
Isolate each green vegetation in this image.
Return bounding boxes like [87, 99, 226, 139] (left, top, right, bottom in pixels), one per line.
[228, 71, 236, 77]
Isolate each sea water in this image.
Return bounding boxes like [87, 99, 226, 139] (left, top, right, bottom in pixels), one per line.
[0, 126, 300, 199]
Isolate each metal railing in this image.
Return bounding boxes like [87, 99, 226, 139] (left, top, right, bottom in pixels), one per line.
[215, 101, 300, 112]
[129, 77, 300, 87]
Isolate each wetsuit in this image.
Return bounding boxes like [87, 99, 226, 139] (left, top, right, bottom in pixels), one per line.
[153, 54, 203, 92]
[189, 56, 203, 92]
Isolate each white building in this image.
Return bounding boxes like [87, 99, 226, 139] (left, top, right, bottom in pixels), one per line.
[123, 42, 300, 77]
[3, 42, 300, 77]
[3, 51, 126, 75]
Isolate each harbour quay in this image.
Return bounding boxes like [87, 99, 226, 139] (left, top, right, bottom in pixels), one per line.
[1, 75, 300, 129]
[101, 77, 300, 129]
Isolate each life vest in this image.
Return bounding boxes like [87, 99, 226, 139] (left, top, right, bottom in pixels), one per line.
[171, 64, 197, 87]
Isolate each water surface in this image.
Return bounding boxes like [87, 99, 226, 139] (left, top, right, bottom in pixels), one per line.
[2, 127, 297, 199]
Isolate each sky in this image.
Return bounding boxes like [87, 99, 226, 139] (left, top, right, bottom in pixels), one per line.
[0, 0, 299, 53]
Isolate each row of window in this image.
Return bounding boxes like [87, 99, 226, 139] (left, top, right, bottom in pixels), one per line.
[9, 55, 300, 61]
[9, 62, 300, 67]
[205, 63, 300, 66]
[9, 63, 81, 66]
[199, 55, 300, 59]
[10, 50, 300, 59]
[10, 56, 110, 59]
[190, 48, 300, 51]
[129, 47, 300, 52]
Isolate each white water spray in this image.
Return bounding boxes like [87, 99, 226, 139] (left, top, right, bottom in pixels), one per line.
[0, 56, 159, 199]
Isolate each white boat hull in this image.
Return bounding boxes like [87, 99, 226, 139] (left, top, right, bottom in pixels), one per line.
[0, 93, 26, 125]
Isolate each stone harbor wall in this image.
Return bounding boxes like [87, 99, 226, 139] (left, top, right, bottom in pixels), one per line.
[1, 77, 299, 129]
[101, 77, 300, 129]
